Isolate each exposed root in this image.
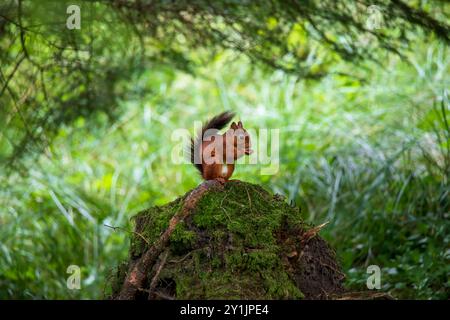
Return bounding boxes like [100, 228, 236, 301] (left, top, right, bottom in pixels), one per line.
[110, 181, 354, 300]
[117, 179, 223, 300]
[148, 249, 169, 300]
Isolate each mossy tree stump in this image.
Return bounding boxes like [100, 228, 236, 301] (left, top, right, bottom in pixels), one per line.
[110, 181, 346, 299]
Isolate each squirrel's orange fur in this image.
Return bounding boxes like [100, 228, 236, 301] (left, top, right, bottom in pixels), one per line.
[190, 111, 253, 181]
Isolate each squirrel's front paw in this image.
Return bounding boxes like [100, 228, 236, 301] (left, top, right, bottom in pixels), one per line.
[215, 177, 227, 185]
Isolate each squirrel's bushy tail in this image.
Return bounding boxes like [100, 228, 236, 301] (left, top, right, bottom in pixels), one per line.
[190, 111, 235, 173]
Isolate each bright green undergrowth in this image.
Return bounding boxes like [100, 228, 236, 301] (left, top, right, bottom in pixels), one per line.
[0, 41, 449, 299]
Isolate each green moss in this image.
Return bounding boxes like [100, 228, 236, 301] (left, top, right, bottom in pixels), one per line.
[193, 182, 303, 247]
[107, 261, 128, 298]
[130, 197, 183, 257]
[121, 181, 310, 299]
[170, 222, 198, 254]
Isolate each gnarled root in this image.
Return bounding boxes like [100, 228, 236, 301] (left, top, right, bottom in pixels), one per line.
[117, 180, 223, 300]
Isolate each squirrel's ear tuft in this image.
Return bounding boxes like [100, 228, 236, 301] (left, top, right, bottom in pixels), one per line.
[231, 122, 238, 129]
[238, 121, 243, 128]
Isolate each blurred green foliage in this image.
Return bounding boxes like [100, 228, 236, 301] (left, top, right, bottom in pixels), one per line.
[1, 41, 448, 299]
[0, 0, 449, 299]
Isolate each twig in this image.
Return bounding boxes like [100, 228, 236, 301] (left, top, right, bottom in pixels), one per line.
[0, 53, 25, 97]
[153, 291, 175, 300]
[301, 221, 330, 245]
[148, 249, 169, 300]
[104, 223, 151, 246]
[244, 184, 252, 212]
[168, 248, 202, 264]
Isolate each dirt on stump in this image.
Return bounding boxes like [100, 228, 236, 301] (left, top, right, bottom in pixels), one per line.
[108, 180, 349, 300]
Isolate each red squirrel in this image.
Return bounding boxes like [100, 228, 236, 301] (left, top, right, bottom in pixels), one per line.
[190, 111, 253, 181]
